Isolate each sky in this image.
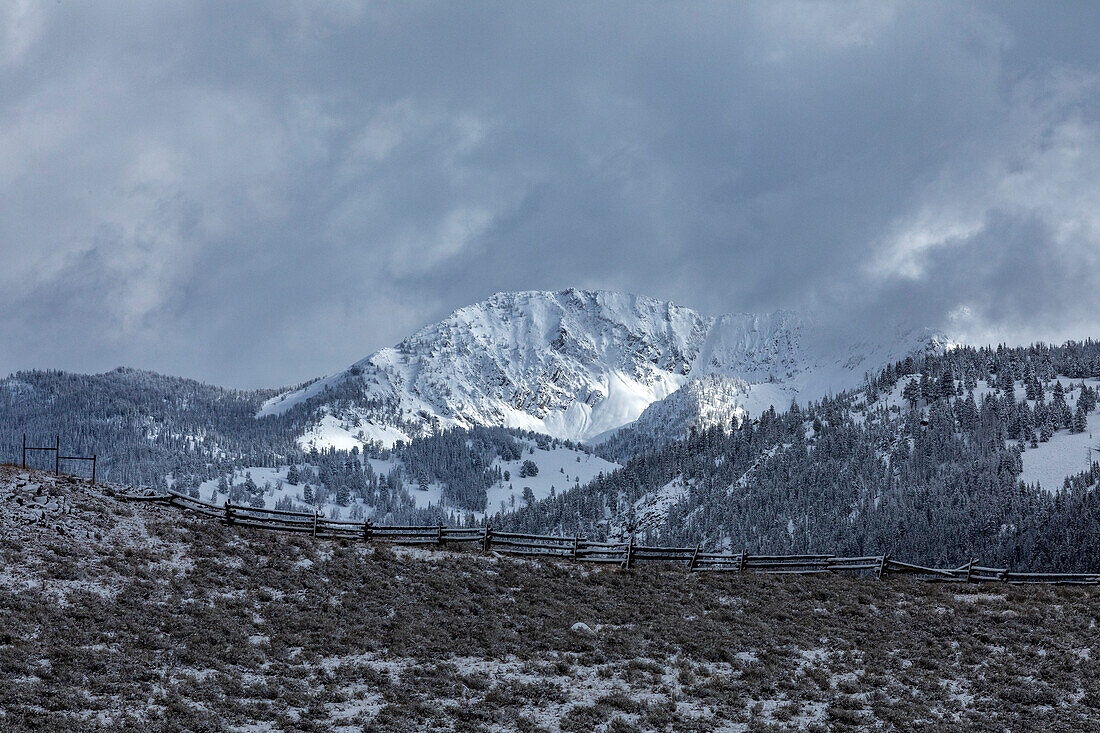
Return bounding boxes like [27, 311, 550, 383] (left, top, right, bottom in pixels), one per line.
[2, 1, 1099, 388]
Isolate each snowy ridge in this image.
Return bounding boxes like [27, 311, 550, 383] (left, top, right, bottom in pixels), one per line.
[259, 289, 950, 449]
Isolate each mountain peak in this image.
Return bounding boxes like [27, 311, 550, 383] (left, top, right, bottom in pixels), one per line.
[258, 289, 947, 448]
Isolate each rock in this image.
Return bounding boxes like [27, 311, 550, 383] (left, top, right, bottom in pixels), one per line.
[570, 622, 595, 636]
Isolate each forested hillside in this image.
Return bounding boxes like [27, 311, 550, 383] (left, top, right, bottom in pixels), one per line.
[0, 368, 299, 486]
[502, 341, 1100, 572]
[0, 368, 607, 523]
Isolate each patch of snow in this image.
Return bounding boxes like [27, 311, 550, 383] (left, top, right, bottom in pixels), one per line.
[1018, 378, 1100, 492]
[486, 440, 619, 516]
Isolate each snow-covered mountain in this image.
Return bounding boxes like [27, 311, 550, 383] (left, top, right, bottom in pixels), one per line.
[259, 289, 950, 448]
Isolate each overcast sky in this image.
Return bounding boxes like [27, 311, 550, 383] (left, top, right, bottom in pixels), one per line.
[2, 2, 1099, 388]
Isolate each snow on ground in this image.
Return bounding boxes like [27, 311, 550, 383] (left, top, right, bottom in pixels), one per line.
[1013, 378, 1100, 492]
[256, 372, 350, 418]
[485, 440, 620, 515]
[296, 414, 410, 451]
[615, 477, 691, 537]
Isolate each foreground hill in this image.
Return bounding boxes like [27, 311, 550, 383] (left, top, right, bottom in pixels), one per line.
[2, 465, 1099, 732]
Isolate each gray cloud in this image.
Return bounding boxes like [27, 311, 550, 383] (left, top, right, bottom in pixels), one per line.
[1, 1, 1099, 387]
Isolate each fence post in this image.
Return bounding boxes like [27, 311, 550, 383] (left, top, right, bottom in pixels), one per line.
[22, 434, 26, 468]
[965, 559, 975, 583]
[482, 523, 491, 552]
[91, 455, 96, 485]
[224, 502, 234, 525]
[312, 511, 318, 538]
[624, 535, 634, 569]
[571, 535, 579, 560]
[877, 554, 888, 580]
[54, 435, 60, 475]
[437, 523, 444, 545]
[689, 544, 700, 571]
[739, 549, 748, 572]
[363, 519, 373, 542]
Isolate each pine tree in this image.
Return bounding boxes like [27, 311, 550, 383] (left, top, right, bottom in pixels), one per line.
[939, 370, 954, 400]
[1073, 402, 1088, 433]
[303, 483, 315, 504]
[902, 379, 921, 408]
[286, 465, 300, 485]
[1040, 414, 1055, 442]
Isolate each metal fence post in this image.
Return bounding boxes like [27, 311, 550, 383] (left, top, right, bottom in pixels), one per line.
[54, 435, 60, 474]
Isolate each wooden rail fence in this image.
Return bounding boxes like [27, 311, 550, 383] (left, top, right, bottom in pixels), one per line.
[21, 434, 97, 483]
[120, 488, 1100, 585]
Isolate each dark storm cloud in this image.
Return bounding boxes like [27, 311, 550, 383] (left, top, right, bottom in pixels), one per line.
[2, 1, 1099, 387]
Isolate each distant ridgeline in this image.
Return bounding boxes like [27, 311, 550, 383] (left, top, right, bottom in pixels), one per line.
[504, 341, 1100, 572]
[6, 340, 1100, 569]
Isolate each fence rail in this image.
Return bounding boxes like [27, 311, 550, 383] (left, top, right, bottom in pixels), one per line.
[119, 488, 1100, 585]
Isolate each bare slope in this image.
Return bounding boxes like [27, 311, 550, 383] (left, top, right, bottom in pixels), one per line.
[2, 466, 1098, 732]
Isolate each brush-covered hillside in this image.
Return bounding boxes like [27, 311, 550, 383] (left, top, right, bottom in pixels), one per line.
[2, 464, 1100, 732]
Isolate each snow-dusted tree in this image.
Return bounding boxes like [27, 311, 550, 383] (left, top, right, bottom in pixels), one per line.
[1073, 402, 1088, 433]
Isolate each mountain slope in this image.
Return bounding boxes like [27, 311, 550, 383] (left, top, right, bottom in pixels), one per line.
[260, 289, 948, 449]
[498, 341, 1100, 571]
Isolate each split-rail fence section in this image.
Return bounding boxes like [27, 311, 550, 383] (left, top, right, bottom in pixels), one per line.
[119, 488, 1100, 586]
